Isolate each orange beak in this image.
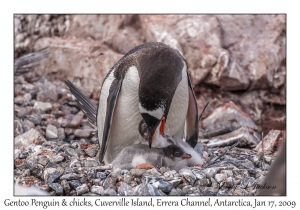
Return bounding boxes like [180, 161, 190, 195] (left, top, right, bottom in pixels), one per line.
[159, 117, 166, 135]
[182, 154, 192, 159]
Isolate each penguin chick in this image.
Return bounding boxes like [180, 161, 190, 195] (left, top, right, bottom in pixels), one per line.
[167, 136, 205, 171]
[139, 120, 204, 170]
[111, 144, 191, 170]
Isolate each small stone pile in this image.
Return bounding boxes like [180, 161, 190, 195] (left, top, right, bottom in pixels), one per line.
[14, 74, 281, 196]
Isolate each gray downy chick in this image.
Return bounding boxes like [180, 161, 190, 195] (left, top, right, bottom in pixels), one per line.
[111, 143, 192, 170]
[167, 135, 205, 171]
[139, 119, 204, 171]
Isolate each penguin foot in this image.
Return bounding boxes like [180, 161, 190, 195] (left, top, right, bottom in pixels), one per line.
[136, 163, 156, 169]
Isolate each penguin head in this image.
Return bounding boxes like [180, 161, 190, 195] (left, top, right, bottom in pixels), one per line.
[163, 144, 192, 161]
[138, 118, 170, 148]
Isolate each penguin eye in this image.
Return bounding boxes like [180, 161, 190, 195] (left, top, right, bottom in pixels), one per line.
[174, 151, 180, 156]
[142, 123, 147, 129]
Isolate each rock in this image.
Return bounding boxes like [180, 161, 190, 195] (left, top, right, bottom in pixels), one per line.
[57, 128, 65, 141]
[61, 180, 71, 195]
[103, 188, 117, 196]
[149, 180, 173, 193]
[14, 120, 23, 136]
[168, 177, 182, 188]
[123, 174, 132, 185]
[26, 114, 42, 125]
[46, 124, 58, 139]
[43, 168, 61, 184]
[48, 183, 64, 195]
[15, 128, 46, 150]
[214, 173, 225, 183]
[96, 172, 107, 180]
[195, 178, 210, 187]
[163, 170, 178, 180]
[82, 159, 99, 167]
[220, 169, 233, 177]
[34, 37, 123, 97]
[74, 129, 93, 138]
[51, 155, 65, 163]
[203, 168, 217, 179]
[60, 173, 78, 181]
[76, 184, 89, 195]
[134, 183, 166, 196]
[168, 188, 182, 196]
[65, 148, 82, 158]
[33, 101, 52, 112]
[206, 126, 260, 148]
[36, 83, 58, 102]
[192, 168, 206, 180]
[118, 182, 132, 195]
[216, 15, 285, 90]
[130, 169, 147, 177]
[179, 168, 196, 185]
[70, 111, 84, 128]
[146, 168, 162, 177]
[14, 149, 21, 160]
[68, 180, 82, 190]
[38, 157, 49, 166]
[91, 185, 104, 195]
[254, 130, 281, 153]
[84, 147, 97, 157]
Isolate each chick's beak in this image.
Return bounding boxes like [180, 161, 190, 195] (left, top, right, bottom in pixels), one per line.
[182, 154, 192, 159]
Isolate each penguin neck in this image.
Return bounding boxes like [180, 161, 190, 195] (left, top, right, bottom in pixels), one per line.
[151, 126, 172, 148]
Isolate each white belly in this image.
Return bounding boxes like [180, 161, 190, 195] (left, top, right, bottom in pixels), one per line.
[165, 62, 189, 139]
[98, 66, 144, 164]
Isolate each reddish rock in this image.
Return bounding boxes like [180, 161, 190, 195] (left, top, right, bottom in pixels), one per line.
[67, 15, 143, 54]
[216, 14, 286, 90]
[34, 37, 123, 99]
[254, 129, 281, 153]
[202, 101, 258, 132]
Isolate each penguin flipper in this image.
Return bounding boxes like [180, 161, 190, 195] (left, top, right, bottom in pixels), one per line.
[185, 73, 199, 148]
[99, 78, 123, 162]
[65, 80, 97, 128]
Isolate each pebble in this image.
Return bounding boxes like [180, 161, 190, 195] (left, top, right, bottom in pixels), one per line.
[91, 185, 104, 195]
[149, 180, 173, 193]
[68, 180, 81, 189]
[82, 159, 99, 167]
[168, 188, 182, 196]
[60, 173, 78, 181]
[130, 169, 147, 177]
[118, 182, 132, 195]
[214, 173, 225, 182]
[70, 111, 84, 128]
[104, 188, 117, 196]
[26, 114, 42, 125]
[179, 168, 196, 185]
[74, 129, 92, 138]
[85, 147, 97, 157]
[48, 183, 64, 195]
[168, 177, 182, 188]
[13, 73, 278, 196]
[61, 180, 71, 194]
[76, 184, 89, 195]
[52, 155, 64, 163]
[34, 101, 52, 112]
[46, 124, 58, 139]
[43, 168, 61, 184]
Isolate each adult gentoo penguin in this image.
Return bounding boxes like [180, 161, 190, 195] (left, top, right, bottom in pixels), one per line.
[98, 42, 199, 164]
